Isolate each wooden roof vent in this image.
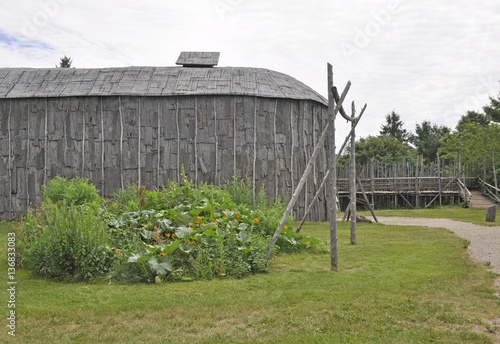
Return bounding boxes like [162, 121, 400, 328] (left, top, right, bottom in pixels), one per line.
[176, 51, 220, 68]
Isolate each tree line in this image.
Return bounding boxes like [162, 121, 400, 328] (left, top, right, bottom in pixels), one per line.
[341, 86, 500, 184]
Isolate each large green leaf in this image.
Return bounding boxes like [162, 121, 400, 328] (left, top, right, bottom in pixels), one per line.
[236, 231, 252, 243]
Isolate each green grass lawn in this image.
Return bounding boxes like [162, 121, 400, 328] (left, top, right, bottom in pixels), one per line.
[357, 206, 500, 226]
[1, 217, 499, 343]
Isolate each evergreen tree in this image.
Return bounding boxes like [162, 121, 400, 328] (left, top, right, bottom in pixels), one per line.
[380, 111, 409, 143]
[57, 56, 72, 68]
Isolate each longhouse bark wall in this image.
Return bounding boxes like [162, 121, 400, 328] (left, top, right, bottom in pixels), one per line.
[0, 95, 329, 221]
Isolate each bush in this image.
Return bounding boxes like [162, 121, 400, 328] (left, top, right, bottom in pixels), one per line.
[18, 202, 115, 281]
[18, 174, 320, 284]
[43, 176, 102, 207]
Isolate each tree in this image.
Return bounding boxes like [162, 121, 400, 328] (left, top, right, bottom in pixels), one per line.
[350, 135, 417, 165]
[457, 110, 490, 127]
[483, 92, 500, 123]
[410, 120, 450, 164]
[57, 56, 72, 68]
[379, 111, 409, 143]
[439, 122, 500, 175]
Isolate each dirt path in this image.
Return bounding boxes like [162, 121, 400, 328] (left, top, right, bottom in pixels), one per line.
[376, 217, 500, 284]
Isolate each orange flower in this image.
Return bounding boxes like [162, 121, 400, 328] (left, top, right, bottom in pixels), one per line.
[189, 226, 194, 229]
[284, 225, 288, 229]
[235, 214, 240, 218]
[188, 240, 196, 245]
[153, 226, 157, 230]
[173, 219, 177, 223]
[214, 221, 218, 225]
[166, 233, 171, 238]
[254, 218, 260, 222]
[161, 252, 168, 256]
[172, 233, 176, 238]
[197, 216, 203, 220]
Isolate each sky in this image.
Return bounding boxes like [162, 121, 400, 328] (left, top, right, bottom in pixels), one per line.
[1, 0, 499, 142]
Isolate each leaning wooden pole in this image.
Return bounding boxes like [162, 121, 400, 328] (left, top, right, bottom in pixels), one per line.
[264, 75, 351, 261]
[327, 63, 339, 271]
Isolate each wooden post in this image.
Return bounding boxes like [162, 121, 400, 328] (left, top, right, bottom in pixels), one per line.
[327, 63, 339, 271]
[370, 159, 375, 208]
[349, 102, 356, 245]
[493, 149, 498, 198]
[438, 154, 442, 207]
[415, 156, 419, 208]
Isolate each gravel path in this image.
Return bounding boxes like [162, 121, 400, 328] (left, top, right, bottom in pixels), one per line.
[375, 217, 500, 279]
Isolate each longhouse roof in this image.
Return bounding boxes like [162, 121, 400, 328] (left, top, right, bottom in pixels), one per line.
[0, 66, 326, 104]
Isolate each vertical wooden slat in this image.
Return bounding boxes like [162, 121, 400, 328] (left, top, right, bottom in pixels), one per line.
[273, 99, 278, 200]
[253, 97, 257, 199]
[214, 97, 219, 185]
[81, 107, 85, 177]
[45, 99, 49, 185]
[176, 97, 180, 183]
[119, 96, 124, 191]
[137, 99, 141, 187]
[100, 99, 105, 196]
[194, 97, 198, 187]
[233, 98, 236, 177]
[8, 100, 12, 219]
[157, 101, 161, 189]
[26, 100, 30, 210]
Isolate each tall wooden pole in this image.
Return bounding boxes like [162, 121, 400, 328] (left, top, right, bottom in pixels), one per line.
[327, 63, 338, 271]
[349, 101, 356, 245]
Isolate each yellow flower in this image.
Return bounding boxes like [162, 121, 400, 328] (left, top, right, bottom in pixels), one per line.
[197, 216, 203, 220]
[214, 221, 218, 225]
[284, 225, 288, 229]
[254, 218, 260, 222]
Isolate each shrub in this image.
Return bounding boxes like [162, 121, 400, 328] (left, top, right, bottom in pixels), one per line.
[43, 176, 101, 206]
[18, 202, 115, 281]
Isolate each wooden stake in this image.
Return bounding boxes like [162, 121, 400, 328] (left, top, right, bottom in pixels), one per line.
[8, 100, 12, 220]
[350, 101, 356, 245]
[327, 63, 338, 271]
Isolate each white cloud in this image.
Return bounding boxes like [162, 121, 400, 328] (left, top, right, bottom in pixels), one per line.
[0, 0, 498, 141]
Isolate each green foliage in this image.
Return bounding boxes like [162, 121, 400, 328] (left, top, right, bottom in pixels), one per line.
[18, 202, 115, 281]
[439, 122, 500, 174]
[379, 111, 409, 143]
[43, 176, 101, 207]
[350, 135, 417, 165]
[57, 55, 72, 68]
[457, 110, 491, 128]
[19, 174, 311, 284]
[483, 91, 500, 123]
[410, 120, 450, 164]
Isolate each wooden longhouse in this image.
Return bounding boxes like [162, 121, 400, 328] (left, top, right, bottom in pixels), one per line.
[0, 52, 330, 221]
